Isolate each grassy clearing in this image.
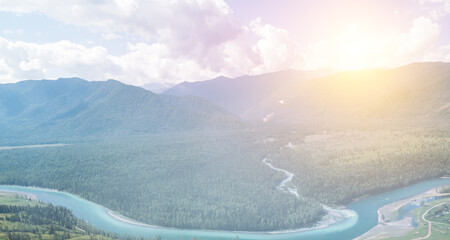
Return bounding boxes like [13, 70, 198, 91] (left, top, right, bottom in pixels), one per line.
[0, 193, 41, 207]
[0, 193, 131, 240]
[388, 198, 450, 240]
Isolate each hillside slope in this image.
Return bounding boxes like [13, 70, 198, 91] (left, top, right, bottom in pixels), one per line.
[0, 78, 239, 142]
[242, 62, 450, 126]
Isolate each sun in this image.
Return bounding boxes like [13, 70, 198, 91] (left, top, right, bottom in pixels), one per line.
[336, 24, 374, 70]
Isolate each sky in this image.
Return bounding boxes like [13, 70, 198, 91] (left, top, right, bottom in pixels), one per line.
[0, 0, 449, 86]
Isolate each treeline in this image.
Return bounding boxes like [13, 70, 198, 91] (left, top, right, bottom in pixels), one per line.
[0, 203, 115, 238]
[270, 129, 450, 205]
[439, 185, 450, 193]
[0, 130, 324, 231]
[0, 204, 76, 229]
[0, 202, 166, 240]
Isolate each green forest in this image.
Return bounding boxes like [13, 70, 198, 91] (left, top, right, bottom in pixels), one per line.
[0, 193, 149, 240]
[0, 128, 449, 231]
[270, 129, 450, 205]
[0, 130, 323, 231]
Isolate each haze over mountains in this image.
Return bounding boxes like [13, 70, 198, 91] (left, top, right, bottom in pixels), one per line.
[165, 62, 450, 126]
[1, 62, 449, 144]
[0, 78, 238, 142]
[0, 62, 449, 234]
[164, 69, 331, 116]
[141, 82, 176, 94]
[244, 62, 450, 124]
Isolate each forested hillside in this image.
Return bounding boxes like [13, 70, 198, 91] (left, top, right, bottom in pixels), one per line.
[0, 78, 239, 144]
[269, 129, 450, 205]
[1, 128, 448, 231]
[0, 64, 449, 233]
[0, 193, 128, 240]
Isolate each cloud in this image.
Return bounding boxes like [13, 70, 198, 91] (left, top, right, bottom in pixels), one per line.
[0, 0, 243, 59]
[249, 18, 304, 74]
[102, 33, 124, 41]
[109, 42, 218, 85]
[0, 1, 447, 85]
[0, 37, 118, 83]
[394, 17, 440, 59]
[19, 58, 42, 71]
[423, 44, 450, 62]
[0, 0, 304, 85]
[0, 58, 14, 80]
[418, 0, 450, 18]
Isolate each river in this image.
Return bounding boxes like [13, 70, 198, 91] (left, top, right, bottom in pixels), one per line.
[0, 178, 449, 239]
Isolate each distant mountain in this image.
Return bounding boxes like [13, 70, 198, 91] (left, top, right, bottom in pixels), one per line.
[242, 62, 450, 125]
[163, 69, 332, 116]
[0, 78, 239, 141]
[141, 82, 175, 93]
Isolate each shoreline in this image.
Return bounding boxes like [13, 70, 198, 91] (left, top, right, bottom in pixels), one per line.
[355, 186, 450, 240]
[0, 190, 38, 200]
[107, 210, 159, 228]
[0, 143, 69, 150]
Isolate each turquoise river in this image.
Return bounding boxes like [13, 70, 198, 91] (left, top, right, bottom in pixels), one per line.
[1, 178, 449, 240]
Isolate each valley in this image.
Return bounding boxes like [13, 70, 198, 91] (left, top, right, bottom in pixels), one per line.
[0, 127, 448, 235]
[0, 63, 449, 239]
[1, 1, 449, 239]
[1, 178, 449, 240]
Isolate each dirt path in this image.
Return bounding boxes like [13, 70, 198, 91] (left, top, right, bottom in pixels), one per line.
[413, 202, 447, 240]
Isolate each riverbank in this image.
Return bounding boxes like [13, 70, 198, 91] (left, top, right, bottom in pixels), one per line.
[2, 184, 355, 235]
[0, 190, 38, 200]
[355, 186, 450, 239]
[107, 211, 159, 228]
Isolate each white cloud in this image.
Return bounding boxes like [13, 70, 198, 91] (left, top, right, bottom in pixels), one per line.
[418, 0, 450, 18]
[102, 33, 124, 41]
[0, 58, 14, 80]
[19, 58, 42, 71]
[0, 0, 243, 57]
[0, 37, 117, 83]
[0, 0, 305, 85]
[249, 18, 304, 74]
[394, 17, 440, 59]
[109, 42, 218, 85]
[423, 44, 450, 62]
[0, 1, 447, 85]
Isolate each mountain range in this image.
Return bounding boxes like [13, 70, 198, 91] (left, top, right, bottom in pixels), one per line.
[165, 62, 450, 126]
[164, 69, 332, 116]
[1, 62, 449, 143]
[0, 78, 238, 142]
